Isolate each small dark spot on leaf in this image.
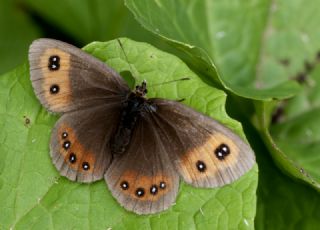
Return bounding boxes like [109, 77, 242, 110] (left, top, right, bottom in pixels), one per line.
[271, 101, 287, 124]
[295, 73, 307, 84]
[23, 116, 31, 126]
[279, 59, 290, 66]
[316, 51, 320, 61]
[271, 107, 284, 124]
[304, 61, 314, 73]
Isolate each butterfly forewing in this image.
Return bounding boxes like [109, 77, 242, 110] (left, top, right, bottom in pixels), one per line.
[29, 38, 129, 113]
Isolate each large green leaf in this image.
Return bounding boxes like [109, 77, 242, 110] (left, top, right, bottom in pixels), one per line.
[244, 123, 320, 230]
[125, 0, 320, 100]
[225, 91, 320, 229]
[252, 99, 320, 191]
[0, 38, 257, 229]
[0, 0, 40, 74]
[1, 0, 164, 76]
[21, 0, 158, 45]
[265, 64, 320, 189]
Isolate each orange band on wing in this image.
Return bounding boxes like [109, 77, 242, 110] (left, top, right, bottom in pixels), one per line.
[179, 133, 239, 183]
[39, 48, 71, 111]
[114, 170, 172, 202]
[57, 124, 97, 173]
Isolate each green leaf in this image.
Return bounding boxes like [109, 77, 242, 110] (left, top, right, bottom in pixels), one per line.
[266, 64, 320, 189]
[226, 92, 320, 229]
[124, 0, 320, 100]
[22, 0, 158, 45]
[0, 38, 257, 229]
[253, 126, 320, 230]
[252, 99, 320, 191]
[0, 1, 40, 74]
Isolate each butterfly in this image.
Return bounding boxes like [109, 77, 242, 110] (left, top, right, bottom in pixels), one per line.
[28, 38, 255, 215]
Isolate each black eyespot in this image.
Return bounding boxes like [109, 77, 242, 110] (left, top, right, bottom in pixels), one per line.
[135, 188, 145, 197]
[214, 143, 230, 160]
[159, 182, 166, 190]
[120, 181, 129, 190]
[82, 162, 90, 171]
[48, 55, 60, 71]
[50, 84, 60, 94]
[196, 160, 206, 172]
[62, 132, 68, 139]
[150, 185, 158, 195]
[69, 153, 76, 163]
[63, 141, 71, 150]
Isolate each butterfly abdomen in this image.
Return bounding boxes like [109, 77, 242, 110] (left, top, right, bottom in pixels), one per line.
[111, 92, 154, 155]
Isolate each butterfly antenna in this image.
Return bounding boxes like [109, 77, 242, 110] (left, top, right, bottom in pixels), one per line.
[149, 77, 190, 102]
[117, 39, 138, 81]
[149, 77, 190, 87]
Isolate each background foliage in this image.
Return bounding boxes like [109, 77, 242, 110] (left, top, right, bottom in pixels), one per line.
[0, 0, 319, 229]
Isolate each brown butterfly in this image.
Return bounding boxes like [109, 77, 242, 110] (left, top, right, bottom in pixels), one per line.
[28, 38, 255, 215]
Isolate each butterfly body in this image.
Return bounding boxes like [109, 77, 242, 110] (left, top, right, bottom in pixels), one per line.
[111, 81, 156, 155]
[29, 38, 255, 215]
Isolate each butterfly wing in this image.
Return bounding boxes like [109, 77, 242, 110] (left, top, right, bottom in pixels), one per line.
[105, 116, 179, 215]
[29, 38, 129, 113]
[149, 99, 255, 188]
[29, 38, 131, 183]
[50, 101, 123, 183]
[105, 98, 254, 214]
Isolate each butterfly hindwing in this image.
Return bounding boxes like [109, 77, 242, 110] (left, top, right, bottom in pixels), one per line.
[50, 102, 124, 183]
[29, 38, 129, 113]
[105, 116, 179, 214]
[150, 99, 255, 187]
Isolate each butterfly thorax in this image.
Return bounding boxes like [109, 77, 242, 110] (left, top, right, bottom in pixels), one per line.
[110, 81, 156, 155]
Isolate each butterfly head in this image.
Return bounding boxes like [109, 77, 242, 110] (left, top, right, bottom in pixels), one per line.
[134, 80, 148, 97]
